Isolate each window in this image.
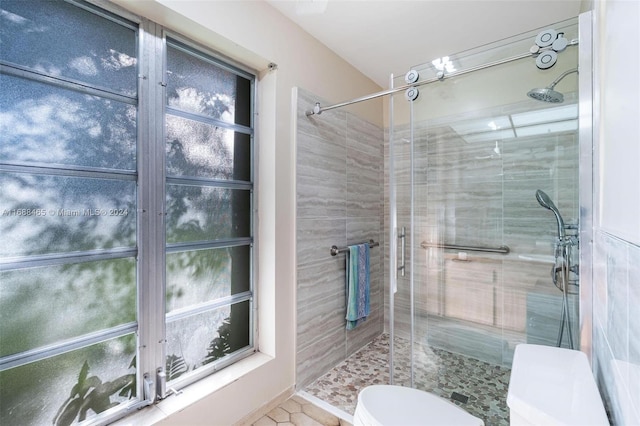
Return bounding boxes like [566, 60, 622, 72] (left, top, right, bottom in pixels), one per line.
[163, 38, 255, 386]
[0, 1, 256, 425]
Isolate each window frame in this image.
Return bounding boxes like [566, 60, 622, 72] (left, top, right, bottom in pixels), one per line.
[157, 29, 258, 393]
[0, 1, 259, 423]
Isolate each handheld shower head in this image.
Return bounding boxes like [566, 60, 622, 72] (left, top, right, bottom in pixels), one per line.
[528, 68, 578, 103]
[536, 190, 566, 238]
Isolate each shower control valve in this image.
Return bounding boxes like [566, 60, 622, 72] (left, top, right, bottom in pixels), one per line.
[558, 235, 578, 246]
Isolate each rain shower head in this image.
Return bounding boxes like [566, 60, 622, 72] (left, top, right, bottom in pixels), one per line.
[528, 68, 578, 103]
[527, 87, 564, 103]
[536, 190, 566, 238]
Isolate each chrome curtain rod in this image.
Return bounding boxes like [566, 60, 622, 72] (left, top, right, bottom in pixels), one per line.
[305, 42, 578, 117]
[331, 239, 380, 256]
[420, 241, 510, 254]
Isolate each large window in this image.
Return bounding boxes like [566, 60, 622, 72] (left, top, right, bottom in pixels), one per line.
[0, 1, 256, 424]
[163, 38, 254, 386]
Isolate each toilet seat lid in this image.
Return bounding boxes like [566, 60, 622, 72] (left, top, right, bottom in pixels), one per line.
[356, 385, 483, 426]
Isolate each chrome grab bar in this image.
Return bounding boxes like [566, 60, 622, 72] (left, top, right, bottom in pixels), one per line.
[331, 239, 379, 256]
[420, 241, 510, 254]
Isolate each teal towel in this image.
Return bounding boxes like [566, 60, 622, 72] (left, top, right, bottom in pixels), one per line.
[346, 243, 370, 330]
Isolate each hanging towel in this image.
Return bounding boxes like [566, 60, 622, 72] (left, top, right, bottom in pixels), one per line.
[345, 243, 370, 330]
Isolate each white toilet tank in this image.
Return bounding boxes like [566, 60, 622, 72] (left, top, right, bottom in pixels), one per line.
[507, 344, 609, 425]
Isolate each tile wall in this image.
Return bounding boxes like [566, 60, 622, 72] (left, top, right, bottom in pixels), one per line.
[592, 232, 640, 424]
[295, 88, 384, 388]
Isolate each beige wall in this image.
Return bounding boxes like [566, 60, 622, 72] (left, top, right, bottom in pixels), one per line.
[107, 0, 383, 424]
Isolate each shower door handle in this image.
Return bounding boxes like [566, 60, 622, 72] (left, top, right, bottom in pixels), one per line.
[398, 226, 406, 277]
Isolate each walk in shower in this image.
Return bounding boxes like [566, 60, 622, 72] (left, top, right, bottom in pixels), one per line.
[297, 14, 590, 425]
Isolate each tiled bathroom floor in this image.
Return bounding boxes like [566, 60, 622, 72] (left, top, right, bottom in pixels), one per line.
[303, 334, 511, 426]
[250, 394, 352, 426]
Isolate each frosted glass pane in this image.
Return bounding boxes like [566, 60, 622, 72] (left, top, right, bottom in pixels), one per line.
[0, 258, 136, 357]
[166, 246, 250, 313]
[0, 74, 136, 170]
[166, 184, 250, 244]
[166, 114, 251, 180]
[0, 173, 136, 257]
[165, 301, 250, 381]
[0, 335, 137, 426]
[0, 0, 137, 95]
[167, 45, 252, 126]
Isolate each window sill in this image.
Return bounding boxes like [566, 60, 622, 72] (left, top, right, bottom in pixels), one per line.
[112, 352, 274, 426]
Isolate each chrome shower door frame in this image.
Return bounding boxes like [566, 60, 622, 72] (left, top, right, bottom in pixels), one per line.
[578, 10, 595, 361]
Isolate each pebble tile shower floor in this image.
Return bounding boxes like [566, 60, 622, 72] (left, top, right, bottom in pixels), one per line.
[303, 334, 511, 426]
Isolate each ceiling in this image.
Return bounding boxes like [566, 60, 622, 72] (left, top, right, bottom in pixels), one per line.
[266, 0, 583, 88]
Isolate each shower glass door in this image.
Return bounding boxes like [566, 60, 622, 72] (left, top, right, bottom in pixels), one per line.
[388, 80, 416, 386]
[388, 17, 581, 407]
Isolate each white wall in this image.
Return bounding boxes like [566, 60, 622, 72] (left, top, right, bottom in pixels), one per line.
[107, 1, 383, 424]
[595, 0, 640, 244]
[591, 1, 640, 424]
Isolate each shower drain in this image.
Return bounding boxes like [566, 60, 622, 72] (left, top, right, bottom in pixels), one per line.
[451, 391, 469, 404]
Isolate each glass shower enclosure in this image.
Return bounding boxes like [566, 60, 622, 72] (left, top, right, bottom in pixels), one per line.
[387, 16, 583, 396]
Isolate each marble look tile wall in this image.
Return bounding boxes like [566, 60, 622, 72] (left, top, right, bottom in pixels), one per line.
[385, 107, 580, 367]
[296, 88, 384, 389]
[592, 232, 640, 425]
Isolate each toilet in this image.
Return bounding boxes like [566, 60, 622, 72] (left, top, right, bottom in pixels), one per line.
[353, 385, 484, 426]
[507, 344, 609, 425]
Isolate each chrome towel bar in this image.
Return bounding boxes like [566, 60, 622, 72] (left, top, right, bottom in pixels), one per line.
[331, 240, 380, 256]
[420, 241, 510, 254]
